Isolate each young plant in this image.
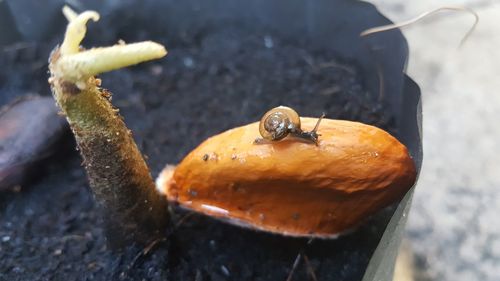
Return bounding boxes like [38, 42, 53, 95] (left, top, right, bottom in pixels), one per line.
[48, 6, 168, 249]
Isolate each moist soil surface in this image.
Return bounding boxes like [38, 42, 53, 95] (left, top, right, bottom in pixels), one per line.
[0, 22, 396, 281]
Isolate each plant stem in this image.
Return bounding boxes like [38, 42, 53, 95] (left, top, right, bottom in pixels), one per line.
[48, 7, 169, 249]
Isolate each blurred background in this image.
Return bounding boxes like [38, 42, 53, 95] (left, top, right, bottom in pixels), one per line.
[371, 1, 500, 280]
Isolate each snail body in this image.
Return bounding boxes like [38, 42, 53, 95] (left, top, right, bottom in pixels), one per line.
[257, 106, 323, 144]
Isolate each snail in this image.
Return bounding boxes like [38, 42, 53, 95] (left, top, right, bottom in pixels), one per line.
[256, 106, 325, 144]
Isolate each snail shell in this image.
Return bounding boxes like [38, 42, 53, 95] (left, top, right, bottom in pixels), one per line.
[259, 106, 301, 141]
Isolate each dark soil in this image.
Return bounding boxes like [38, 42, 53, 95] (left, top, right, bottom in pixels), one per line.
[0, 23, 395, 281]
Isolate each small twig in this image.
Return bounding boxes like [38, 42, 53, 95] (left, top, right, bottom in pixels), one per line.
[359, 6, 478, 103]
[220, 265, 231, 277]
[361, 6, 479, 47]
[174, 212, 196, 229]
[303, 254, 318, 281]
[285, 251, 303, 281]
[128, 237, 166, 269]
[285, 239, 315, 281]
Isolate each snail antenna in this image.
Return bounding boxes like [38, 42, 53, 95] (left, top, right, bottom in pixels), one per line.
[312, 113, 325, 133]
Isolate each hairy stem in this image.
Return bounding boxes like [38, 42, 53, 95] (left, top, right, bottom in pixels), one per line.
[49, 6, 169, 249]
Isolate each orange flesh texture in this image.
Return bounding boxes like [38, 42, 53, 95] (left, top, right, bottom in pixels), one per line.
[161, 118, 416, 237]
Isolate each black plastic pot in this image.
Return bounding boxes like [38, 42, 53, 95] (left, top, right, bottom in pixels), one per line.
[1, 0, 422, 280]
